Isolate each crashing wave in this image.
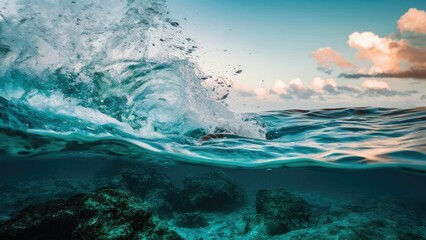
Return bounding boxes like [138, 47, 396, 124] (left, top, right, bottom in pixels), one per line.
[0, 0, 264, 141]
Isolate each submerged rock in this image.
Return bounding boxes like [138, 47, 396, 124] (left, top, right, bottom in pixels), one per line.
[178, 171, 246, 212]
[0, 178, 109, 220]
[0, 198, 80, 240]
[174, 212, 208, 228]
[0, 188, 182, 240]
[115, 167, 179, 219]
[117, 167, 177, 199]
[256, 188, 311, 236]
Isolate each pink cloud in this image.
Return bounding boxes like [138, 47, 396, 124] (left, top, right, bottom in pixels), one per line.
[347, 32, 426, 76]
[313, 8, 426, 80]
[232, 81, 256, 97]
[361, 79, 390, 90]
[311, 77, 337, 93]
[310, 47, 354, 71]
[348, 32, 403, 73]
[271, 80, 287, 95]
[397, 8, 426, 34]
[253, 87, 268, 97]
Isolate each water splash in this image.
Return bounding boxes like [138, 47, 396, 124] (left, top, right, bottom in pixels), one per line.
[0, 0, 264, 141]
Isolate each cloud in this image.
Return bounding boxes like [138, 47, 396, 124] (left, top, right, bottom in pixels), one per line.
[232, 82, 269, 98]
[361, 79, 390, 90]
[361, 79, 416, 96]
[232, 81, 256, 97]
[336, 85, 362, 93]
[347, 32, 399, 73]
[310, 78, 361, 95]
[271, 79, 287, 94]
[253, 87, 268, 98]
[280, 78, 315, 99]
[397, 8, 426, 34]
[339, 69, 426, 80]
[347, 32, 426, 77]
[311, 77, 337, 94]
[233, 77, 416, 101]
[310, 47, 354, 73]
[272, 78, 414, 99]
[313, 8, 426, 80]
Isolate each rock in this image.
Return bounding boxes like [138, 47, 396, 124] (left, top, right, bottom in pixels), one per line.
[178, 171, 246, 212]
[0, 188, 182, 240]
[118, 167, 176, 199]
[72, 188, 151, 240]
[0, 178, 109, 219]
[116, 167, 179, 218]
[256, 188, 311, 236]
[174, 212, 208, 228]
[0, 198, 80, 240]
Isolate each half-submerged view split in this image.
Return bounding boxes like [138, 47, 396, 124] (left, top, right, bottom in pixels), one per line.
[0, 0, 425, 239]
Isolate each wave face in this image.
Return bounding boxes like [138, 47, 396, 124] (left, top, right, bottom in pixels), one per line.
[0, 0, 425, 170]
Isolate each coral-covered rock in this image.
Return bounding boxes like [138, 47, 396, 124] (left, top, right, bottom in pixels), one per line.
[0, 198, 80, 240]
[256, 188, 311, 235]
[72, 188, 152, 240]
[0, 188, 182, 240]
[174, 212, 208, 228]
[178, 171, 246, 212]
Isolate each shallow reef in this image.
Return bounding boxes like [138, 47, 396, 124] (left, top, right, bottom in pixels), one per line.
[1, 165, 425, 240]
[0, 188, 182, 240]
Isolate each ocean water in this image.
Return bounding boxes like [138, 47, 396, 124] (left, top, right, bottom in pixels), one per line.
[0, 0, 425, 239]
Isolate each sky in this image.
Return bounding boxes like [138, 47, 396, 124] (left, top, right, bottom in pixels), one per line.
[168, 0, 426, 111]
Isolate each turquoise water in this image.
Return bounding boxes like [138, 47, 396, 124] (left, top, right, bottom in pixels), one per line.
[1, 101, 426, 169]
[0, 0, 425, 239]
[0, 0, 425, 170]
